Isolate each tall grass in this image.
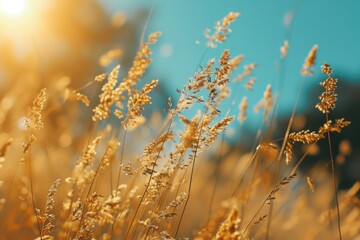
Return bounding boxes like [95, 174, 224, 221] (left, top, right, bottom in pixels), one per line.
[0, 10, 358, 240]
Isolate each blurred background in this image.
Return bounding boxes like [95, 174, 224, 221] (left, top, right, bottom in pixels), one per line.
[0, 0, 359, 186]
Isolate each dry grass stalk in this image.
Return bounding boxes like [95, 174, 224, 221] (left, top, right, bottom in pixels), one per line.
[215, 207, 241, 239]
[235, 63, 257, 82]
[238, 96, 248, 125]
[245, 77, 256, 91]
[25, 88, 47, 131]
[307, 177, 315, 192]
[99, 49, 123, 67]
[301, 44, 318, 76]
[0, 8, 358, 240]
[280, 40, 289, 58]
[254, 84, 273, 122]
[74, 92, 90, 107]
[205, 12, 240, 48]
[38, 179, 61, 237]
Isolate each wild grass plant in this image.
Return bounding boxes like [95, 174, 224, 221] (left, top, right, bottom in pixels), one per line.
[0, 9, 358, 240]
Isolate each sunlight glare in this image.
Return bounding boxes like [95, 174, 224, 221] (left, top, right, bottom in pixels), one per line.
[0, 0, 26, 16]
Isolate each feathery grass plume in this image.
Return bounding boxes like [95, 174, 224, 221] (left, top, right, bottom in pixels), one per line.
[99, 48, 123, 67]
[215, 207, 241, 239]
[141, 192, 187, 235]
[117, 31, 161, 97]
[301, 44, 318, 76]
[173, 50, 234, 236]
[254, 84, 273, 121]
[205, 12, 240, 48]
[38, 179, 61, 237]
[115, 32, 161, 121]
[284, 141, 294, 164]
[288, 130, 322, 144]
[97, 185, 126, 227]
[316, 62, 338, 113]
[140, 131, 174, 173]
[205, 116, 235, 147]
[25, 88, 47, 130]
[75, 192, 102, 239]
[284, 118, 350, 164]
[71, 136, 102, 195]
[100, 139, 120, 170]
[191, 59, 215, 93]
[315, 63, 349, 240]
[207, 49, 231, 115]
[177, 114, 201, 154]
[22, 134, 37, 153]
[280, 40, 289, 58]
[92, 65, 121, 121]
[321, 62, 333, 75]
[93, 32, 161, 122]
[235, 63, 257, 82]
[318, 118, 351, 135]
[229, 55, 244, 73]
[74, 92, 90, 107]
[124, 79, 159, 129]
[245, 77, 256, 90]
[171, 58, 216, 118]
[267, 173, 297, 204]
[284, 130, 321, 164]
[238, 96, 248, 124]
[94, 73, 107, 82]
[196, 204, 233, 239]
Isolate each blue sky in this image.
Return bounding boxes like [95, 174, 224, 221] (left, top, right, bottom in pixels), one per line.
[100, 0, 360, 129]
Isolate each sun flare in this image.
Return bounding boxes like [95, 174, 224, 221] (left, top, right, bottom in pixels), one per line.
[0, 0, 26, 16]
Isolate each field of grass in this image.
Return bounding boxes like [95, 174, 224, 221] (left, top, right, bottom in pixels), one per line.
[0, 4, 359, 240]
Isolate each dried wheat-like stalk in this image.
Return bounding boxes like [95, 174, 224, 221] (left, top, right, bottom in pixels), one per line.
[38, 179, 61, 237]
[238, 96, 248, 125]
[321, 62, 333, 75]
[280, 40, 289, 59]
[92, 65, 121, 121]
[94, 73, 107, 82]
[307, 177, 315, 192]
[205, 116, 235, 148]
[235, 63, 257, 82]
[215, 207, 241, 240]
[205, 12, 240, 48]
[25, 88, 47, 130]
[254, 84, 273, 121]
[229, 55, 244, 73]
[99, 48, 123, 67]
[245, 77, 256, 91]
[301, 44, 318, 76]
[117, 31, 161, 97]
[93, 32, 161, 122]
[74, 92, 90, 107]
[124, 79, 158, 128]
[316, 63, 338, 113]
[285, 119, 350, 164]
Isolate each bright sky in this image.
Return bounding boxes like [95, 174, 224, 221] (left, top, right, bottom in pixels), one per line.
[103, 0, 360, 129]
[0, 0, 26, 15]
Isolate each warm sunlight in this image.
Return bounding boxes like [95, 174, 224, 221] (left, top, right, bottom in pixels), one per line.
[0, 0, 26, 15]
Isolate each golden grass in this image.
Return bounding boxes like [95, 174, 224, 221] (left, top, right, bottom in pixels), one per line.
[0, 10, 358, 240]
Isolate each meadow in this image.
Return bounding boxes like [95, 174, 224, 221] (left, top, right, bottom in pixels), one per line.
[0, 4, 359, 240]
